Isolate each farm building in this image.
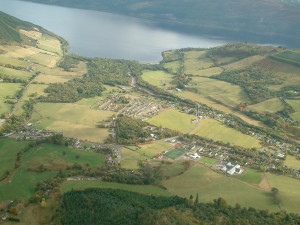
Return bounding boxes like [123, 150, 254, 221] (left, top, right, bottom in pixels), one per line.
[221, 162, 243, 175]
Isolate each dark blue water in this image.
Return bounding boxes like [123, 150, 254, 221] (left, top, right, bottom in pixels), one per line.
[0, 0, 285, 62]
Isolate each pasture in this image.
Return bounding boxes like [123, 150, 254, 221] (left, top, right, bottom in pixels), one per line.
[191, 67, 223, 77]
[141, 70, 175, 88]
[175, 91, 263, 127]
[147, 108, 197, 134]
[236, 169, 263, 184]
[286, 99, 300, 121]
[121, 147, 147, 169]
[0, 138, 31, 179]
[266, 173, 300, 214]
[192, 118, 262, 148]
[190, 76, 250, 108]
[163, 165, 278, 211]
[0, 66, 33, 80]
[60, 180, 171, 196]
[31, 103, 114, 142]
[163, 61, 181, 74]
[222, 55, 265, 70]
[184, 50, 214, 74]
[0, 83, 22, 114]
[199, 157, 217, 164]
[283, 156, 300, 170]
[246, 98, 284, 113]
[137, 141, 173, 158]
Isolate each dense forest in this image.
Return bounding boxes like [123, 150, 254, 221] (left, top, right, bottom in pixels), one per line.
[21, 0, 300, 43]
[57, 188, 300, 225]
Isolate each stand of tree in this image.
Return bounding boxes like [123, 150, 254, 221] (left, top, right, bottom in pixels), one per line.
[56, 188, 300, 225]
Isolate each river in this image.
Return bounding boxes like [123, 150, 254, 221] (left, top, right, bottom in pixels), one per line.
[0, 0, 287, 62]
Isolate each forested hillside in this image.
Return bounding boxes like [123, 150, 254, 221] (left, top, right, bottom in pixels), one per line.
[21, 0, 300, 42]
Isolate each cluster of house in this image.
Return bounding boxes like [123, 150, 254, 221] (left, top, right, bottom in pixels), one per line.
[221, 162, 243, 175]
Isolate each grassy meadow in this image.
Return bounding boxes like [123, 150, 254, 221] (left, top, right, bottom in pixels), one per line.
[286, 99, 300, 121]
[141, 70, 175, 88]
[0, 83, 22, 114]
[31, 102, 114, 142]
[163, 61, 181, 74]
[283, 156, 300, 169]
[137, 141, 173, 158]
[163, 165, 278, 211]
[147, 108, 197, 134]
[192, 118, 261, 148]
[246, 98, 284, 113]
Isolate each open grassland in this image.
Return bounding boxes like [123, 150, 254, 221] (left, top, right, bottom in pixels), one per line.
[34, 67, 82, 84]
[271, 51, 300, 67]
[199, 157, 217, 164]
[191, 67, 223, 77]
[222, 55, 265, 70]
[0, 55, 30, 68]
[163, 60, 181, 74]
[23, 144, 105, 170]
[160, 160, 186, 178]
[25, 52, 59, 68]
[236, 169, 263, 184]
[246, 98, 284, 113]
[0, 66, 33, 80]
[60, 180, 171, 196]
[192, 118, 261, 148]
[190, 77, 250, 108]
[175, 91, 263, 127]
[163, 165, 278, 211]
[266, 173, 300, 214]
[0, 83, 22, 114]
[0, 167, 56, 201]
[0, 143, 105, 201]
[141, 70, 175, 88]
[0, 138, 30, 179]
[31, 103, 114, 142]
[38, 34, 62, 56]
[137, 141, 173, 158]
[121, 147, 147, 169]
[147, 108, 196, 134]
[184, 51, 214, 74]
[286, 100, 300, 121]
[283, 156, 300, 169]
[213, 56, 235, 65]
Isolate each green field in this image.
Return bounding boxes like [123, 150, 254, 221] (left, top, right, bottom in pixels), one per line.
[0, 83, 22, 114]
[0, 143, 105, 201]
[192, 118, 261, 148]
[163, 165, 278, 211]
[286, 99, 300, 121]
[190, 77, 250, 108]
[223, 55, 265, 70]
[272, 51, 300, 67]
[164, 148, 186, 159]
[31, 103, 114, 142]
[141, 70, 175, 88]
[266, 173, 300, 214]
[191, 67, 223, 77]
[0, 138, 31, 179]
[121, 147, 147, 169]
[137, 141, 173, 158]
[147, 108, 196, 134]
[236, 169, 263, 184]
[184, 51, 214, 74]
[283, 156, 300, 169]
[163, 60, 181, 74]
[60, 180, 171, 196]
[199, 156, 217, 164]
[246, 98, 284, 113]
[175, 91, 263, 127]
[0, 66, 33, 80]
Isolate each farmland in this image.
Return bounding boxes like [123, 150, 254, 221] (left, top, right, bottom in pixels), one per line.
[137, 141, 173, 158]
[192, 118, 262, 148]
[0, 83, 22, 115]
[163, 61, 181, 74]
[147, 108, 197, 133]
[141, 70, 174, 88]
[163, 165, 278, 211]
[0, 143, 105, 201]
[60, 180, 171, 196]
[266, 173, 300, 214]
[246, 98, 285, 113]
[183, 50, 214, 74]
[286, 99, 300, 121]
[30, 103, 114, 142]
[283, 156, 300, 170]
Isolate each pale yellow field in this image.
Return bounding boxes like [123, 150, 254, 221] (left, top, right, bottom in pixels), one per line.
[284, 156, 300, 170]
[246, 98, 284, 113]
[191, 118, 262, 148]
[0, 66, 33, 80]
[31, 103, 115, 142]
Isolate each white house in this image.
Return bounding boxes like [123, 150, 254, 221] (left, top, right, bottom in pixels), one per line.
[221, 162, 243, 175]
